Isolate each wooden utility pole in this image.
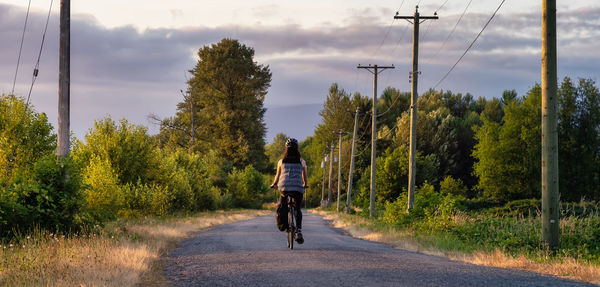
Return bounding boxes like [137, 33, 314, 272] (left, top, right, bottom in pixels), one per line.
[395, 6, 438, 212]
[346, 108, 360, 213]
[358, 64, 394, 217]
[321, 154, 328, 206]
[327, 141, 335, 207]
[57, 0, 70, 159]
[335, 130, 348, 212]
[541, 0, 559, 249]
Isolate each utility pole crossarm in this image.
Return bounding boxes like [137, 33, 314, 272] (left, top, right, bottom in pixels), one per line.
[357, 65, 395, 75]
[394, 16, 438, 20]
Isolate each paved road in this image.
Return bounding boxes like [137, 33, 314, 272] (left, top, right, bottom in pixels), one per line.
[163, 212, 592, 286]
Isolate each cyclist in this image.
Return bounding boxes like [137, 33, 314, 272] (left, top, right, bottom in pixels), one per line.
[270, 138, 308, 244]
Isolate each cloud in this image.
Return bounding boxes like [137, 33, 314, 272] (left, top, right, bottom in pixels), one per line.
[1, 3, 599, 142]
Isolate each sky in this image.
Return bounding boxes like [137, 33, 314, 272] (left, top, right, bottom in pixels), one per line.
[1, 0, 599, 143]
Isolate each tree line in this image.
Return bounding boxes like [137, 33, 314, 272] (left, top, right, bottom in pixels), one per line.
[2, 38, 599, 239]
[0, 38, 274, 238]
[286, 78, 600, 211]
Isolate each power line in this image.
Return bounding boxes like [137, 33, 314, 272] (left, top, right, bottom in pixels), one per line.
[421, 0, 451, 42]
[12, 0, 32, 95]
[376, 91, 406, 117]
[26, 0, 54, 107]
[436, 0, 450, 12]
[433, 0, 506, 89]
[433, 0, 473, 59]
[371, 0, 408, 59]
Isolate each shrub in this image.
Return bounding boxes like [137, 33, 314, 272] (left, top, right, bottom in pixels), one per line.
[440, 176, 467, 197]
[227, 165, 270, 209]
[80, 156, 123, 221]
[72, 117, 159, 186]
[384, 182, 462, 225]
[0, 94, 56, 184]
[0, 155, 81, 238]
[486, 198, 541, 217]
[148, 184, 174, 216]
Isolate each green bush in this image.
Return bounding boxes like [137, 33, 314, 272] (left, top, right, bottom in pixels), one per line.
[72, 117, 159, 186]
[80, 155, 123, 221]
[227, 165, 270, 209]
[440, 176, 467, 196]
[486, 198, 541, 217]
[0, 94, 56, 184]
[0, 155, 81, 238]
[148, 184, 174, 216]
[119, 182, 174, 217]
[384, 182, 463, 226]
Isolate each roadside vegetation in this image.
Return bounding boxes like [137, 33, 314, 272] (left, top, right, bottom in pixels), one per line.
[0, 210, 267, 286]
[1, 39, 274, 285]
[297, 77, 600, 283]
[316, 205, 600, 284]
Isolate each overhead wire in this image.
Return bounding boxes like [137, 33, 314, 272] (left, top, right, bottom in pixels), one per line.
[421, 0, 452, 41]
[433, 0, 506, 89]
[432, 0, 473, 59]
[11, 0, 32, 95]
[26, 0, 54, 107]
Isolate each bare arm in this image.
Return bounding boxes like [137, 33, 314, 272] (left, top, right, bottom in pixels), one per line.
[271, 164, 281, 188]
[302, 159, 308, 187]
[302, 165, 308, 187]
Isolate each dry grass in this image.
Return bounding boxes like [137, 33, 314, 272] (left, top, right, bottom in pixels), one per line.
[0, 210, 268, 287]
[312, 209, 600, 285]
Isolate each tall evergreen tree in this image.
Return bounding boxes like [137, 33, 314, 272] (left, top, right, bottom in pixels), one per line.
[176, 38, 271, 170]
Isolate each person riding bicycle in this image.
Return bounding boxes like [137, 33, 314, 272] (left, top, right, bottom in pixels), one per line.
[270, 138, 308, 244]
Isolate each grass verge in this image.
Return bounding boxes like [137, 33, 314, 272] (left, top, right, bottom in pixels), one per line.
[312, 209, 600, 285]
[0, 209, 269, 286]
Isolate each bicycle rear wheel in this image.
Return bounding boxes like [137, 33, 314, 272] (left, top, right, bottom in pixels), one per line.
[288, 206, 294, 249]
[288, 228, 294, 249]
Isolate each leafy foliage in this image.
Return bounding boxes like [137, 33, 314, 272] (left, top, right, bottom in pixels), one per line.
[0, 94, 56, 184]
[0, 155, 81, 238]
[265, 133, 288, 171]
[184, 38, 271, 171]
[473, 85, 541, 202]
[73, 118, 159, 186]
[227, 165, 271, 209]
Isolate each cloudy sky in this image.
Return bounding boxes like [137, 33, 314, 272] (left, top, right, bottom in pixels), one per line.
[1, 0, 599, 142]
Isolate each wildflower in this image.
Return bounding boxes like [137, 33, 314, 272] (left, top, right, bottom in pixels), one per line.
[9, 244, 13, 247]
[26, 236, 30, 239]
[22, 245, 25, 248]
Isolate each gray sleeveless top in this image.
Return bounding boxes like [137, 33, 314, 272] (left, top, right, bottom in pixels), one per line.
[277, 159, 305, 193]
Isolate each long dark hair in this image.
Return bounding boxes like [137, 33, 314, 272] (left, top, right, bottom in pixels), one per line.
[282, 145, 301, 163]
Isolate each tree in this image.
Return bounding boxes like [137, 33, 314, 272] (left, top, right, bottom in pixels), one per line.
[473, 86, 541, 202]
[314, 83, 354, 146]
[183, 38, 271, 170]
[265, 133, 288, 171]
[558, 77, 600, 201]
[0, 94, 56, 183]
[482, 98, 503, 123]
